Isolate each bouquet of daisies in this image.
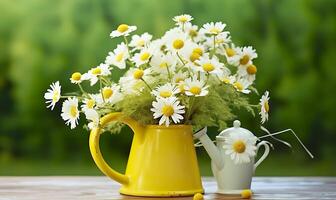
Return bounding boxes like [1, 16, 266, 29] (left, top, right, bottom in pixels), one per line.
[44, 14, 270, 132]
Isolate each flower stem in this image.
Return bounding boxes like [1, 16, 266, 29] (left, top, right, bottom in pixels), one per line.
[205, 73, 210, 85]
[176, 52, 186, 69]
[185, 96, 195, 122]
[141, 78, 152, 91]
[165, 64, 172, 81]
[99, 77, 105, 102]
[101, 77, 112, 85]
[123, 36, 132, 57]
[78, 83, 89, 98]
[210, 35, 216, 58]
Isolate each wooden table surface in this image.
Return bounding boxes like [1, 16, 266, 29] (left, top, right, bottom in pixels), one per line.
[0, 177, 335, 200]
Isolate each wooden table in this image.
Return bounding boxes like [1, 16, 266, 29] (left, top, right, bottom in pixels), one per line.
[0, 177, 335, 199]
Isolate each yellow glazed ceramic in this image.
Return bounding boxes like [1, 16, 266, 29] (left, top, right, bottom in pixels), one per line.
[89, 112, 204, 197]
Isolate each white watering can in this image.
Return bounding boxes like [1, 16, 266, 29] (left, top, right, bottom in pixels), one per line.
[194, 120, 270, 194]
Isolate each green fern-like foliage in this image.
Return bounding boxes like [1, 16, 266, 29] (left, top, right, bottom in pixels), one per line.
[115, 90, 156, 126]
[189, 83, 254, 131]
[107, 80, 255, 133]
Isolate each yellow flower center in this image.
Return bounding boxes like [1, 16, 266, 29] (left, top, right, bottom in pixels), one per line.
[264, 101, 269, 113]
[226, 48, 236, 57]
[52, 91, 59, 102]
[222, 78, 230, 84]
[70, 105, 78, 118]
[189, 30, 198, 37]
[160, 91, 172, 98]
[215, 38, 224, 44]
[240, 55, 250, 65]
[117, 24, 129, 33]
[178, 16, 188, 23]
[192, 48, 203, 56]
[103, 88, 113, 99]
[190, 52, 201, 62]
[209, 28, 220, 35]
[190, 86, 201, 95]
[246, 64, 257, 75]
[133, 69, 144, 79]
[137, 39, 145, 47]
[86, 99, 95, 109]
[140, 52, 150, 61]
[71, 72, 81, 81]
[92, 67, 101, 75]
[203, 63, 215, 72]
[233, 140, 246, 153]
[115, 53, 124, 62]
[173, 39, 184, 49]
[161, 105, 174, 117]
[234, 82, 243, 91]
[159, 62, 168, 68]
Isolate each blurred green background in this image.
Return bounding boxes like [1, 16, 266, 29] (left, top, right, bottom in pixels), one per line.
[0, 0, 335, 176]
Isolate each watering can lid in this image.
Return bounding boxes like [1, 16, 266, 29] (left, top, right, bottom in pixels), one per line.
[216, 120, 255, 140]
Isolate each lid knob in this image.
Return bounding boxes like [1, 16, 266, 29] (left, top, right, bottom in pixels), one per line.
[233, 120, 241, 128]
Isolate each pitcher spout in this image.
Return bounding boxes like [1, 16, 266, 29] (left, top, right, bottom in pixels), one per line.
[194, 127, 224, 170]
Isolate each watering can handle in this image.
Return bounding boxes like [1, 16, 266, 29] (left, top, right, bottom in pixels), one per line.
[254, 141, 270, 172]
[89, 112, 143, 185]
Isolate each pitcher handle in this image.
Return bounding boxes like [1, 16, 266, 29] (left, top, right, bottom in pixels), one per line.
[89, 112, 144, 185]
[253, 141, 270, 172]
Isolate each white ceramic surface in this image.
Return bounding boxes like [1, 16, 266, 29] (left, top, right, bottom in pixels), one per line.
[194, 121, 270, 194]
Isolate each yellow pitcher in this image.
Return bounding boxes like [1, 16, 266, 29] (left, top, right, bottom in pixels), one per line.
[89, 112, 204, 197]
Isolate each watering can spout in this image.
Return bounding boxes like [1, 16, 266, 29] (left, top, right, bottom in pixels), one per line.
[194, 127, 224, 170]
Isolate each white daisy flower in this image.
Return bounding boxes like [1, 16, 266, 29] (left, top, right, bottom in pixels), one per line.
[204, 32, 231, 55]
[129, 33, 152, 50]
[101, 84, 123, 104]
[196, 55, 224, 75]
[184, 23, 203, 42]
[223, 131, 258, 164]
[151, 96, 185, 126]
[173, 14, 193, 26]
[224, 45, 241, 66]
[84, 108, 100, 130]
[233, 77, 252, 94]
[238, 46, 258, 66]
[177, 81, 187, 95]
[150, 52, 177, 74]
[82, 63, 111, 86]
[61, 97, 80, 129]
[152, 83, 179, 98]
[237, 64, 257, 83]
[163, 28, 189, 52]
[110, 24, 137, 38]
[119, 77, 144, 95]
[90, 93, 105, 108]
[217, 67, 233, 84]
[132, 47, 154, 67]
[44, 81, 61, 110]
[200, 22, 226, 35]
[81, 98, 96, 112]
[221, 75, 236, 85]
[172, 71, 188, 84]
[179, 41, 204, 63]
[70, 72, 83, 84]
[150, 38, 166, 54]
[105, 43, 129, 69]
[259, 91, 270, 124]
[127, 68, 151, 81]
[185, 75, 209, 97]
